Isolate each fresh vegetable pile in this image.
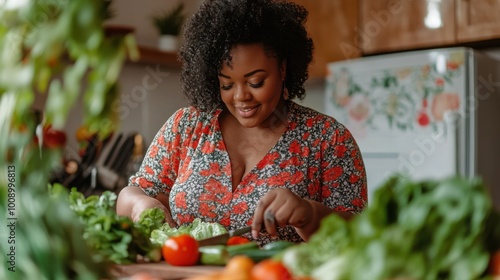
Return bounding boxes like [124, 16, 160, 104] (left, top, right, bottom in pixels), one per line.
[197, 240, 295, 266]
[281, 176, 500, 280]
[58, 186, 165, 264]
[159, 231, 294, 267]
[60, 185, 240, 265]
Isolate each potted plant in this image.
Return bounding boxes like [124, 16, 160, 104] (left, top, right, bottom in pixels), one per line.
[102, 0, 136, 37]
[152, 2, 185, 51]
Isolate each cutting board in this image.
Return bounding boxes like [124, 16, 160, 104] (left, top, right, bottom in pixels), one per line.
[111, 263, 223, 280]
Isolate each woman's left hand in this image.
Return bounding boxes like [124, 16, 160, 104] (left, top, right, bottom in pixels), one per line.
[251, 188, 312, 238]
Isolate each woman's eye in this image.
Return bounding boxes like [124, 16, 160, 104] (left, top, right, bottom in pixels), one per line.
[221, 84, 233, 90]
[249, 81, 264, 88]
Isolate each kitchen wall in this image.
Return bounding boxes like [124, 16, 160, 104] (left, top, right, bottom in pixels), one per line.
[61, 0, 326, 154]
[61, 0, 500, 157]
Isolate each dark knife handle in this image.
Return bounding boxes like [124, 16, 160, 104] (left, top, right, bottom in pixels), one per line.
[230, 226, 252, 237]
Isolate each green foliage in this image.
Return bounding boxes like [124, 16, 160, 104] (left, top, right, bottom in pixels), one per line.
[152, 2, 185, 35]
[101, 0, 115, 20]
[282, 176, 500, 280]
[0, 185, 109, 280]
[0, 0, 137, 279]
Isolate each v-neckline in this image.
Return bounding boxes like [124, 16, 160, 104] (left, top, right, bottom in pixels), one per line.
[214, 103, 292, 192]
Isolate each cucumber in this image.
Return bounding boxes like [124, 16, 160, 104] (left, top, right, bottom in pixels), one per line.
[198, 245, 229, 265]
[262, 241, 295, 251]
[229, 248, 282, 263]
[226, 241, 259, 253]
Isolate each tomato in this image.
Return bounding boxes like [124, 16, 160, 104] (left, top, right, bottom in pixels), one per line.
[224, 255, 254, 275]
[227, 236, 250, 246]
[490, 250, 500, 276]
[251, 259, 292, 280]
[162, 234, 199, 266]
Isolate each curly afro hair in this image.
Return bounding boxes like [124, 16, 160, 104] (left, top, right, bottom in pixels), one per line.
[179, 0, 314, 112]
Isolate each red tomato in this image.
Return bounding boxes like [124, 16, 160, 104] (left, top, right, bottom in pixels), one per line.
[227, 236, 250, 246]
[252, 259, 292, 280]
[162, 234, 199, 266]
[490, 250, 500, 275]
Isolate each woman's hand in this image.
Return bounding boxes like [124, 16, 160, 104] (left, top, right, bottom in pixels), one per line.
[117, 186, 177, 227]
[130, 196, 177, 227]
[251, 188, 312, 238]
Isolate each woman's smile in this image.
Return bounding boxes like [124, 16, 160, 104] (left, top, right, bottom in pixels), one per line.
[236, 104, 260, 118]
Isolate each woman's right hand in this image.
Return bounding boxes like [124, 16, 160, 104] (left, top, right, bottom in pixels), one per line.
[117, 186, 178, 227]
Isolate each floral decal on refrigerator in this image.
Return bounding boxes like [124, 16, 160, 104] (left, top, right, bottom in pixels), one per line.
[326, 52, 464, 136]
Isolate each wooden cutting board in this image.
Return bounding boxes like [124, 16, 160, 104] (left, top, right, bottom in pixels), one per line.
[111, 263, 223, 280]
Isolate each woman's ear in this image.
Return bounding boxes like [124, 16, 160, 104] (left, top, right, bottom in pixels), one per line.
[280, 60, 287, 80]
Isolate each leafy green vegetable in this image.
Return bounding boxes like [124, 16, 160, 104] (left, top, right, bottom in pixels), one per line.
[67, 188, 164, 264]
[189, 218, 228, 240]
[150, 218, 227, 246]
[282, 176, 500, 280]
[136, 208, 166, 237]
[0, 185, 109, 280]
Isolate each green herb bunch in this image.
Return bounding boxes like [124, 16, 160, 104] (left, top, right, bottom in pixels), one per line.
[67, 187, 165, 264]
[153, 2, 185, 36]
[282, 176, 500, 280]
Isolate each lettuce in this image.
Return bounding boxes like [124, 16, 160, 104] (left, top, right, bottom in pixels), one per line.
[150, 218, 227, 246]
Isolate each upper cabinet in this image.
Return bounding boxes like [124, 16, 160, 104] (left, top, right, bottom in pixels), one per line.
[360, 0, 456, 55]
[359, 0, 500, 56]
[456, 0, 500, 42]
[291, 0, 361, 78]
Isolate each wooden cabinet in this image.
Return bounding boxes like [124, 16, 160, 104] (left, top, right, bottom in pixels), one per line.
[456, 0, 500, 43]
[359, 0, 500, 55]
[291, 0, 361, 78]
[360, 0, 456, 55]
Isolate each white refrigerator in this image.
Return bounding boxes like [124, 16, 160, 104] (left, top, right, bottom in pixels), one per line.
[325, 47, 500, 210]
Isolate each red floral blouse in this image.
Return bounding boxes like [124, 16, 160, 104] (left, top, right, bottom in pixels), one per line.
[129, 101, 367, 245]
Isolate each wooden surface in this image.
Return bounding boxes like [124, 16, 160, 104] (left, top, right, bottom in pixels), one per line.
[456, 0, 500, 43]
[111, 263, 223, 280]
[291, 0, 361, 78]
[360, 0, 456, 55]
[131, 46, 182, 68]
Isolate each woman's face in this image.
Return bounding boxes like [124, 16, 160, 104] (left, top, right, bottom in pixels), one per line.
[218, 43, 286, 129]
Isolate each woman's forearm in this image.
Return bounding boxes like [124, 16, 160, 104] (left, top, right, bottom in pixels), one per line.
[295, 199, 354, 241]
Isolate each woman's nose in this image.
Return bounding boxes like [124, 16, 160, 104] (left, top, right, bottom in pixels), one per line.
[233, 84, 251, 101]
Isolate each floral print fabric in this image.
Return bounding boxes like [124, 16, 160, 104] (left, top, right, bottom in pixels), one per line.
[129, 101, 367, 245]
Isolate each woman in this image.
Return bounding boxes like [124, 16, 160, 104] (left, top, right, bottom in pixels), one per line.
[117, 0, 367, 245]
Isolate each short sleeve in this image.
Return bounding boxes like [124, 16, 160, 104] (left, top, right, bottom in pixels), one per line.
[128, 108, 192, 197]
[320, 121, 368, 213]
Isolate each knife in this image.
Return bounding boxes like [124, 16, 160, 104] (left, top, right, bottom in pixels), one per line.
[198, 226, 252, 247]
